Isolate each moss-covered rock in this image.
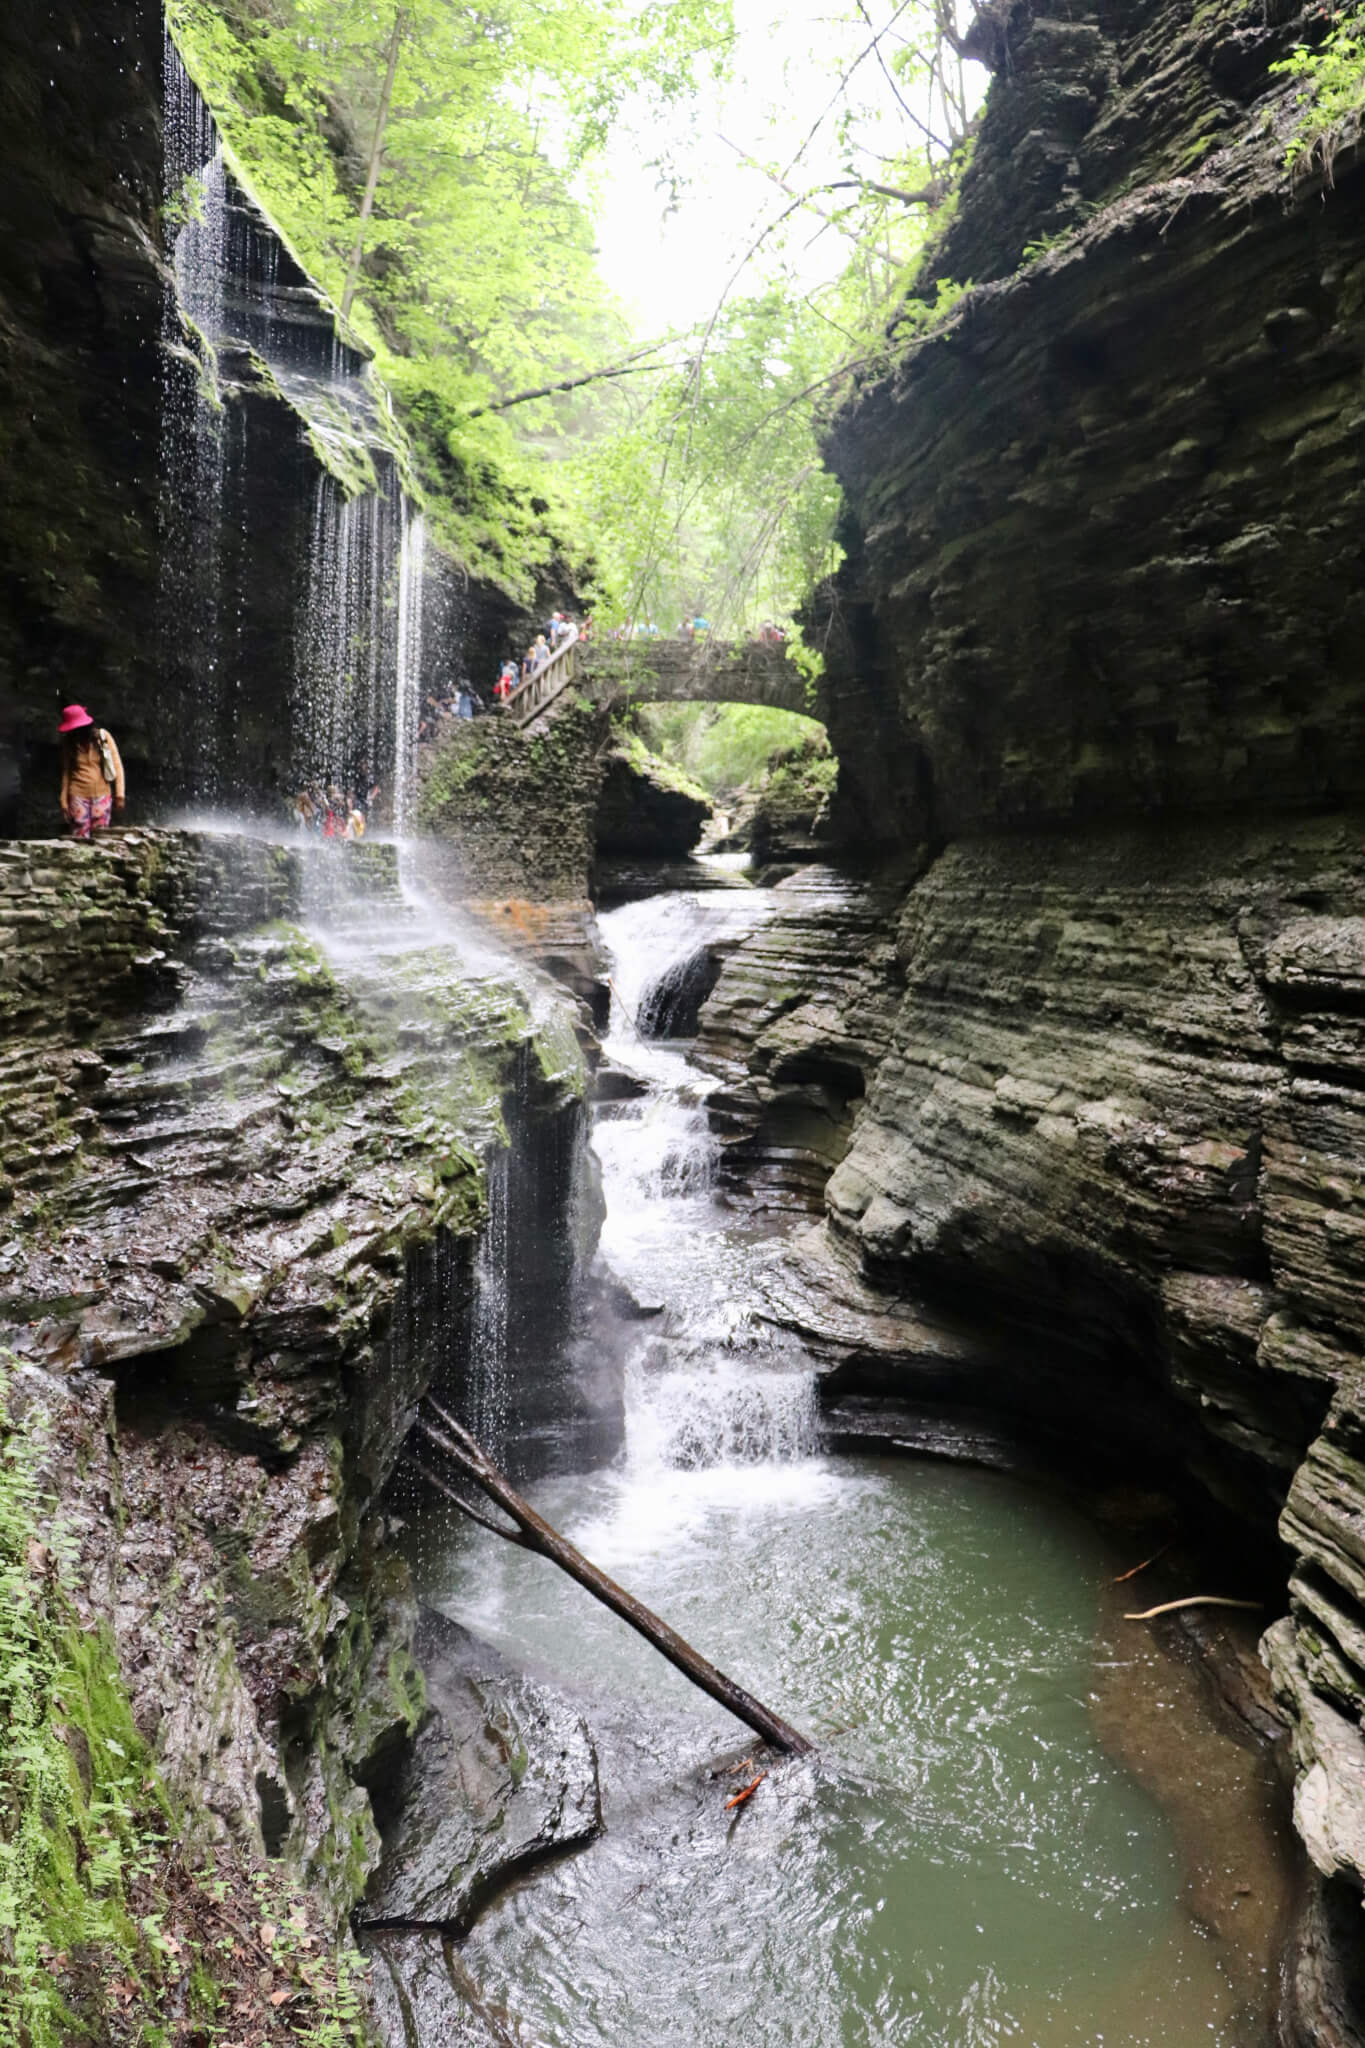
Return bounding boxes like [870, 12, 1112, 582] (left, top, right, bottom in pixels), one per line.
[0, 828, 590, 1970]
[418, 701, 610, 902]
[594, 730, 712, 858]
[749, 734, 837, 865]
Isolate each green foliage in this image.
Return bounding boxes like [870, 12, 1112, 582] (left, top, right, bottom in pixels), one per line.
[1273, 5, 1365, 182]
[0, 1355, 371, 2048]
[609, 722, 713, 805]
[0, 1357, 163, 2047]
[555, 14, 981, 636]
[634, 702, 827, 796]
[168, 0, 732, 596]
[562, 288, 851, 632]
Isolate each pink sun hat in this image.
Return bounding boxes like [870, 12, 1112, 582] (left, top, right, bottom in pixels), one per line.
[58, 704, 94, 733]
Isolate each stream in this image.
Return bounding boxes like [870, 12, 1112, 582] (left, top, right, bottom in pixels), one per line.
[407, 872, 1291, 2048]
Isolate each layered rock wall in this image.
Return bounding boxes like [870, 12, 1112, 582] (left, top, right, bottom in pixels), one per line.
[0, 829, 588, 1913]
[762, 0, 1365, 2008]
[816, 0, 1365, 846]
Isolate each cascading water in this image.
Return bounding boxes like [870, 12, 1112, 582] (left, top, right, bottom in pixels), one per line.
[159, 31, 427, 823]
[590, 884, 820, 1480]
[466, 1146, 511, 1461]
[394, 505, 426, 842]
[401, 869, 1291, 2048]
[160, 35, 229, 800]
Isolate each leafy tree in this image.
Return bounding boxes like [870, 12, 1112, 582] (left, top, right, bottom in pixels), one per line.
[172, 0, 986, 621]
[169, 0, 731, 591]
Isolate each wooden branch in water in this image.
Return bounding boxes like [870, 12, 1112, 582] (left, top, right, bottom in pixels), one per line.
[1124, 1596, 1262, 1621]
[412, 1399, 815, 1757]
[1111, 1542, 1170, 1586]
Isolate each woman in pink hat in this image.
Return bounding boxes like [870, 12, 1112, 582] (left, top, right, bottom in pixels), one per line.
[57, 706, 125, 839]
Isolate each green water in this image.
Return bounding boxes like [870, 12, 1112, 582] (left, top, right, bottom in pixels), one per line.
[405, 884, 1286, 2044]
[410, 1450, 1283, 2047]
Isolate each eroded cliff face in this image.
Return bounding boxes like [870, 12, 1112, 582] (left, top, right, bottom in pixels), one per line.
[0, 830, 590, 1933]
[727, 0, 1365, 2023]
[815, 0, 1365, 845]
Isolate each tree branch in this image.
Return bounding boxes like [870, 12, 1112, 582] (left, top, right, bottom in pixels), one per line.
[340, 7, 405, 325]
[408, 1446, 534, 1547]
[468, 340, 688, 417]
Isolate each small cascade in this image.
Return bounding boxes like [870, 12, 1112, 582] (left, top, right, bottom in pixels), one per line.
[466, 1148, 512, 1461]
[625, 1352, 818, 1472]
[591, 877, 821, 1490]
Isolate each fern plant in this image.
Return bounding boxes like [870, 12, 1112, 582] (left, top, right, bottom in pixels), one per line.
[1273, 5, 1365, 184]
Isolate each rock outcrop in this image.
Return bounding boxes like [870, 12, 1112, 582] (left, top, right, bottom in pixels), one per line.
[594, 738, 712, 860]
[815, 1, 1365, 849]
[694, 866, 908, 1209]
[0, 829, 591, 1929]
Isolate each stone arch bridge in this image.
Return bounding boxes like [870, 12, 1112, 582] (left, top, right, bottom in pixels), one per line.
[578, 639, 812, 716]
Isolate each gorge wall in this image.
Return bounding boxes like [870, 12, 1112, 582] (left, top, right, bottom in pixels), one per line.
[0, 0, 555, 833]
[764, 0, 1365, 2031]
[0, 828, 595, 2036]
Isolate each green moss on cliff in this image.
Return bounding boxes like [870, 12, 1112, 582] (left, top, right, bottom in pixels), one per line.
[418, 702, 609, 900]
[0, 1353, 381, 2048]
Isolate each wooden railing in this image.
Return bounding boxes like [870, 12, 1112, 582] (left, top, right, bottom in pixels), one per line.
[507, 625, 579, 728]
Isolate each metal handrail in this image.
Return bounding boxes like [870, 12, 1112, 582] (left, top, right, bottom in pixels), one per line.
[507, 624, 579, 728]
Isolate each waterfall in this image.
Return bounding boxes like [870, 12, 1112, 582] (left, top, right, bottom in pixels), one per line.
[159, 28, 425, 821]
[160, 32, 230, 801]
[394, 503, 426, 840]
[466, 1148, 512, 1462]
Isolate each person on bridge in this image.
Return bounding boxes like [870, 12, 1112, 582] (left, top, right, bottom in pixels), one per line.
[529, 633, 551, 674]
[58, 705, 124, 838]
[494, 664, 516, 704]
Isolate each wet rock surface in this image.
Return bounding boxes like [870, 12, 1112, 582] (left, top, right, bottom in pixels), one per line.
[360, 1609, 600, 1933]
[0, 829, 587, 1912]
[692, 864, 909, 1209]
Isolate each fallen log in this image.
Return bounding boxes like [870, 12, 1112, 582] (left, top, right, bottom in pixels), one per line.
[410, 1397, 815, 1757]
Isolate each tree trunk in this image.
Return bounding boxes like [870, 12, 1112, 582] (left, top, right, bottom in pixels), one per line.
[340, 8, 404, 326]
[412, 1398, 815, 1757]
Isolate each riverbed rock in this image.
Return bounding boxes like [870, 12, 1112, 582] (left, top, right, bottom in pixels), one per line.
[364, 1930, 525, 2047]
[359, 1610, 600, 1933]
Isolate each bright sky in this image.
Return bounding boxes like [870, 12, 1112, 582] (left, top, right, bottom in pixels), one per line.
[590, 0, 984, 335]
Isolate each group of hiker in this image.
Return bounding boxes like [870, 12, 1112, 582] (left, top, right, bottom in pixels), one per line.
[288, 780, 379, 839]
[492, 611, 581, 704]
[49, 596, 791, 843]
[419, 683, 483, 738]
